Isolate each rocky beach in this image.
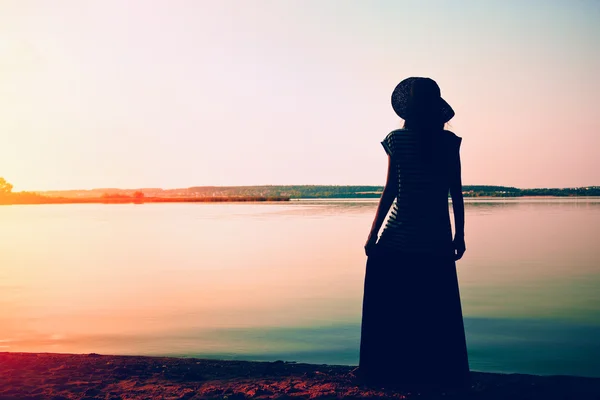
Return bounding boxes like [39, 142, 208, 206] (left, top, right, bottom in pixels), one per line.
[1, 352, 600, 399]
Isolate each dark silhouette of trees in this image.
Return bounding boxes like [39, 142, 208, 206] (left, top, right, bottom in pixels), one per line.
[0, 177, 13, 195]
[2, 178, 599, 205]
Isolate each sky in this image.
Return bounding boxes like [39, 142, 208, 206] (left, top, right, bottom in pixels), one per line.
[1, 0, 599, 191]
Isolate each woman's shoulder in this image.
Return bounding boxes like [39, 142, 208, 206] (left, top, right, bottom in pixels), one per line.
[441, 129, 462, 146]
[442, 129, 461, 139]
[385, 128, 408, 136]
[383, 128, 412, 140]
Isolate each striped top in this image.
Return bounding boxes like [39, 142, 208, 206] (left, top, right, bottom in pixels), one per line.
[377, 128, 462, 255]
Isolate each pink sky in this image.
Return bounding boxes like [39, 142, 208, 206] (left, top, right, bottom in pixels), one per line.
[1, 0, 599, 191]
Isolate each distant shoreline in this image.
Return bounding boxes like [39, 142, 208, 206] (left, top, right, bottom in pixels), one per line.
[2, 195, 600, 206]
[2, 183, 600, 205]
[291, 196, 600, 204]
[0, 196, 291, 206]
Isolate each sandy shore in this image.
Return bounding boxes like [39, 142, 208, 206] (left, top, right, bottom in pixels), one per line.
[1, 353, 600, 399]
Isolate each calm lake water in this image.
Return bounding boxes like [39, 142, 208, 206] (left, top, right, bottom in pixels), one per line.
[1, 199, 599, 377]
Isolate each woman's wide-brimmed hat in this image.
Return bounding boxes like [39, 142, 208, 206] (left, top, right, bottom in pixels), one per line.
[391, 77, 455, 123]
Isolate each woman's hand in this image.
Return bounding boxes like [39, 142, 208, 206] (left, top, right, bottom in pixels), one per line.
[453, 235, 466, 260]
[364, 233, 378, 257]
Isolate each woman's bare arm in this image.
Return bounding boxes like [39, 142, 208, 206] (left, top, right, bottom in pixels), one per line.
[449, 151, 466, 260]
[365, 155, 397, 255]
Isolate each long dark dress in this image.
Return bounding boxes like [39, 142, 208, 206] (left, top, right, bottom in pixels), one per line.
[358, 129, 470, 389]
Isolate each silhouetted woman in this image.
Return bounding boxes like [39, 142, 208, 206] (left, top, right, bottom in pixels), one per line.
[358, 77, 470, 390]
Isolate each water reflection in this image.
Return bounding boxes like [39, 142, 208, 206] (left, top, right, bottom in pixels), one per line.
[0, 199, 599, 377]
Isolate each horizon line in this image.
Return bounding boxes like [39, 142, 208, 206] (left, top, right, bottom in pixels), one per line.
[17, 184, 600, 193]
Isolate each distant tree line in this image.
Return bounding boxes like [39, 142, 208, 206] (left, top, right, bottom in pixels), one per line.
[190, 184, 600, 198]
[2, 177, 600, 204]
[187, 185, 384, 198]
[0, 178, 290, 205]
[0, 177, 49, 204]
[462, 186, 600, 197]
